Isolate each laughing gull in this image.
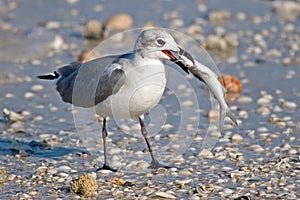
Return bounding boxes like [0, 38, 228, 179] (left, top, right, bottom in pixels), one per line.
[38, 29, 192, 171]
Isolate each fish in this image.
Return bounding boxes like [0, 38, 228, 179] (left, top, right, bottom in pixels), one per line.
[173, 51, 238, 131]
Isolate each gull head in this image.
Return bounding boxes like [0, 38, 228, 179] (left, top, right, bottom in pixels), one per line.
[134, 29, 181, 60]
[134, 29, 195, 73]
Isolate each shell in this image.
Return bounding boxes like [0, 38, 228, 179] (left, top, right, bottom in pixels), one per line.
[105, 13, 133, 32]
[78, 50, 99, 63]
[219, 74, 242, 102]
[83, 20, 103, 39]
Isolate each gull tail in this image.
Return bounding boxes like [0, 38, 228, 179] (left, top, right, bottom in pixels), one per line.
[37, 61, 81, 80]
[37, 71, 60, 80]
[219, 107, 238, 131]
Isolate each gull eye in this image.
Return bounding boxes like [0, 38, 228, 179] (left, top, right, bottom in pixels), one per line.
[156, 38, 165, 47]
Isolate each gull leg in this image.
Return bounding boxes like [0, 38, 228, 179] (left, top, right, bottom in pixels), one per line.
[138, 116, 166, 169]
[97, 117, 117, 172]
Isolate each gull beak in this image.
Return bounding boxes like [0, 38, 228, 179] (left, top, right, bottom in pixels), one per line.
[162, 47, 195, 74]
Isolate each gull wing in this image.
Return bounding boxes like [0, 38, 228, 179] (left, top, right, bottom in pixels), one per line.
[56, 54, 131, 107]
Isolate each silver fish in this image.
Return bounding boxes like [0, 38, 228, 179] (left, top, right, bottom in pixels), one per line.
[176, 54, 238, 130]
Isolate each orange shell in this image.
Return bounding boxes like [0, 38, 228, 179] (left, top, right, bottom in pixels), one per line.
[219, 74, 242, 102]
[78, 50, 99, 63]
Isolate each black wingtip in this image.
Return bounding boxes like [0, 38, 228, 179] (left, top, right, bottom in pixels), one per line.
[37, 71, 60, 80]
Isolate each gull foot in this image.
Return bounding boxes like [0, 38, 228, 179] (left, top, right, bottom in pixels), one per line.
[96, 164, 117, 172]
[149, 160, 171, 169]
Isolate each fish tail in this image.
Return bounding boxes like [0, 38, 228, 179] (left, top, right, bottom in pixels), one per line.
[219, 107, 238, 131]
[226, 109, 238, 126]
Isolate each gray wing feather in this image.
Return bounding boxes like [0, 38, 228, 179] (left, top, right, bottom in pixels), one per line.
[56, 55, 128, 107]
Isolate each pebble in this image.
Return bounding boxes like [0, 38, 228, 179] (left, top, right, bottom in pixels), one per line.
[187, 24, 202, 35]
[24, 92, 35, 99]
[0, 167, 7, 183]
[83, 20, 103, 39]
[45, 21, 61, 29]
[288, 149, 297, 155]
[207, 109, 219, 121]
[78, 49, 99, 63]
[154, 191, 176, 199]
[238, 110, 248, 118]
[31, 84, 44, 92]
[3, 108, 24, 123]
[181, 100, 193, 107]
[70, 174, 98, 197]
[236, 12, 246, 21]
[257, 97, 271, 105]
[252, 145, 265, 153]
[238, 96, 253, 104]
[208, 9, 231, 24]
[279, 99, 297, 110]
[58, 165, 72, 172]
[204, 35, 228, 51]
[272, 1, 300, 21]
[256, 106, 270, 116]
[105, 13, 133, 32]
[50, 35, 64, 51]
[198, 149, 214, 158]
[232, 134, 244, 143]
[175, 178, 192, 186]
[7, 174, 16, 181]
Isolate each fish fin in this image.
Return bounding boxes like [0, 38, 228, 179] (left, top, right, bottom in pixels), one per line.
[219, 108, 238, 131]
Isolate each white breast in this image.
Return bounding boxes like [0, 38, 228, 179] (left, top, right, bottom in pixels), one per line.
[95, 61, 166, 119]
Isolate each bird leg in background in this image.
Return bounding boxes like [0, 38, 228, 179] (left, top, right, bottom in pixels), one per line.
[97, 117, 117, 172]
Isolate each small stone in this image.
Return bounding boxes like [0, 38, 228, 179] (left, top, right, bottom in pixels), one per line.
[70, 174, 98, 197]
[279, 99, 297, 110]
[232, 134, 243, 143]
[175, 179, 192, 186]
[236, 12, 246, 21]
[58, 165, 71, 172]
[252, 145, 265, 153]
[187, 24, 202, 35]
[198, 149, 214, 158]
[181, 100, 193, 107]
[208, 9, 231, 24]
[109, 177, 126, 186]
[204, 35, 228, 51]
[207, 109, 219, 122]
[154, 191, 176, 199]
[162, 124, 173, 131]
[238, 110, 248, 119]
[33, 115, 43, 122]
[257, 97, 271, 105]
[272, 1, 300, 22]
[24, 92, 35, 99]
[224, 33, 239, 47]
[178, 169, 193, 176]
[45, 21, 61, 29]
[31, 84, 44, 92]
[238, 96, 253, 104]
[83, 20, 103, 39]
[3, 108, 24, 123]
[50, 35, 64, 51]
[288, 149, 297, 155]
[106, 13, 133, 32]
[7, 174, 16, 181]
[29, 191, 38, 196]
[0, 167, 7, 183]
[222, 188, 234, 195]
[78, 50, 99, 63]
